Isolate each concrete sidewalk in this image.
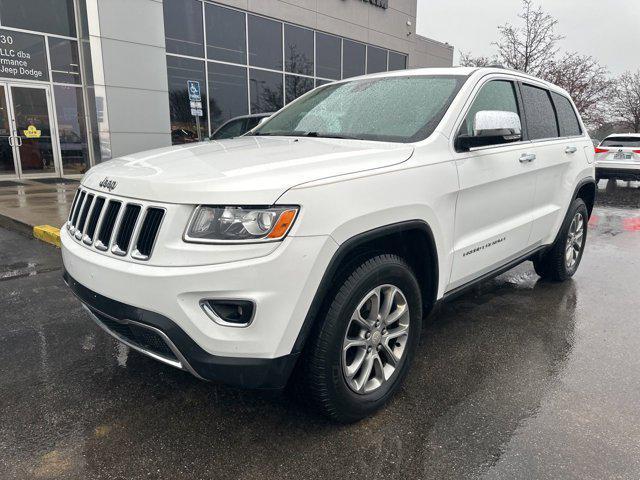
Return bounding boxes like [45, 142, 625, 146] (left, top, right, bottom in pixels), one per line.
[0, 178, 78, 244]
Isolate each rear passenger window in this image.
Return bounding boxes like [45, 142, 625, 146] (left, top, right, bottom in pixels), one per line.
[551, 92, 581, 137]
[460, 80, 520, 137]
[521, 84, 559, 140]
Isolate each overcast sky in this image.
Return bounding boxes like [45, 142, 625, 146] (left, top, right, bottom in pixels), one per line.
[416, 0, 640, 75]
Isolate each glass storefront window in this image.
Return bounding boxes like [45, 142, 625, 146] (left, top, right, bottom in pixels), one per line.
[163, 0, 204, 58]
[162, 3, 411, 134]
[0, 0, 76, 37]
[285, 25, 313, 76]
[248, 15, 282, 70]
[316, 33, 341, 80]
[285, 75, 313, 104]
[367, 46, 387, 74]
[166, 56, 208, 144]
[49, 38, 81, 84]
[249, 69, 282, 114]
[388, 52, 407, 71]
[54, 85, 90, 174]
[208, 62, 248, 130]
[205, 3, 246, 64]
[342, 40, 365, 79]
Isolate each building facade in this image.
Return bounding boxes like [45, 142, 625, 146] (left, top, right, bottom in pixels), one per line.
[0, 0, 453, 181]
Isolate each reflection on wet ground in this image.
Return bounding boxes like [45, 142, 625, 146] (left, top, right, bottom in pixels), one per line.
[0, 180, 77, 229]
[1, 180, 639, 479]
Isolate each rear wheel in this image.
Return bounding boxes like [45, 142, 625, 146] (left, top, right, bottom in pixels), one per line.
[300, 254, 422, 423]
[534, 198, 588, 281]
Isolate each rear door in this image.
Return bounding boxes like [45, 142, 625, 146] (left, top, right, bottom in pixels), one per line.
[449, 77, 537, 290]
[523, 85, 586, 245]
[520, 83, 584, 245]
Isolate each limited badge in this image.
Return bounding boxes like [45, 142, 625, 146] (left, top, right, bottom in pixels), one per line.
[23, 125, 41, 138]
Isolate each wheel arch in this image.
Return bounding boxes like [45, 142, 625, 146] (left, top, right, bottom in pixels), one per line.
[291, 220, 439, 354]
[573, 177, 596, 217]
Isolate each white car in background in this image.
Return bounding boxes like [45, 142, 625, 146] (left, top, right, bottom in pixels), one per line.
[61, 67, 595, 423]
[595, 134, 640, 182]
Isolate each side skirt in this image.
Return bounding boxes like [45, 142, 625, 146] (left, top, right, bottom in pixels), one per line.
[440, 245, 547, 303]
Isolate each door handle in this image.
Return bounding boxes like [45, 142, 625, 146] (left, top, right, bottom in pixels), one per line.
[519, 153, 536, 163]
[8, 136, 14, 147]
[15, 136, 22, 147]
[565, 146, 577, 154]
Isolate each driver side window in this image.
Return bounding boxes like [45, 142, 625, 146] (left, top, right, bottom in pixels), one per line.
[460, 80, 520, 139]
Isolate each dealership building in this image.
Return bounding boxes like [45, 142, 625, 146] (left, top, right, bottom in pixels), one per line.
[0, 0, 453, 181]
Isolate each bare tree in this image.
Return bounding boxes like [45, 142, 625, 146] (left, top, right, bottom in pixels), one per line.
[610, 70, 640, 133]
[458, 51, 496, 68]
[495, 0, 564, 75]
[544, 53, 612, 128]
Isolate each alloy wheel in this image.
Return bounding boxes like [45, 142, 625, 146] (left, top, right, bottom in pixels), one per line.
[565, 212, 585, 268]
[341, 285, 410, 394]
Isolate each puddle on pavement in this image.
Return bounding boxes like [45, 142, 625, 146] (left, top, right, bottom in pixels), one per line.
[0, 262, 60, 282]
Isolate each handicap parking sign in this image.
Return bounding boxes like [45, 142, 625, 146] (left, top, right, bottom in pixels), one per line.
[187, 80, 201, 102]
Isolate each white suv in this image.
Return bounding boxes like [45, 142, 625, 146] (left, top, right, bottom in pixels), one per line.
[595, 133, 640, 182]
[61, 67, 595, 422]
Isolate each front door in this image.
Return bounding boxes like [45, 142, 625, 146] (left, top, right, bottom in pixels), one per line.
[0, 82, 60, 179]
[0, 83, 19, 176]
[448, 78, 537, 291]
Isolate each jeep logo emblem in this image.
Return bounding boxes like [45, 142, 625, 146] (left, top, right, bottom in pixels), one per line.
[99, 178, 117, 191]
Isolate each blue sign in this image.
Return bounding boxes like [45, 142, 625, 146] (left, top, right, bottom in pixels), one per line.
[187, 80, 201, 102]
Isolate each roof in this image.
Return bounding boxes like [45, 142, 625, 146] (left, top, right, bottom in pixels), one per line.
[603, 133, 640, 138]
[333, 66, 570, 97]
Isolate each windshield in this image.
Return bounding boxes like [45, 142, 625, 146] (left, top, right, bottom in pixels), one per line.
[601, 136, 640, 148]
[253, 75, 466, 143]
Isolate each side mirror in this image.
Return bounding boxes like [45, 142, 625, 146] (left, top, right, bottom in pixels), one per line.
[456, 110, 522, 151]
[258, 116, 269, 126]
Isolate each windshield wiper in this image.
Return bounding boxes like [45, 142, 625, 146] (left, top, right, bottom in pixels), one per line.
[250, 130, 359, 140]
[302, 132, 357, 140]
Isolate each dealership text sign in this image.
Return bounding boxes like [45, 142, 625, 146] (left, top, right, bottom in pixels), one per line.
[0, 29, 48, 81]
[361, 0, 388, 9]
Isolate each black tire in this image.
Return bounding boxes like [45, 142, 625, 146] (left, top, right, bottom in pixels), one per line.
[300, 254, 422, 423]
[533, 198, 588, 281]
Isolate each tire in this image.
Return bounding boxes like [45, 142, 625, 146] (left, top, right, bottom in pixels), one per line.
[533, 198, 588, 281]
[300, 254, 423, 423]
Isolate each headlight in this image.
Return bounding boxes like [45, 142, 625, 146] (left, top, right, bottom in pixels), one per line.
[184, 206, 299, 243]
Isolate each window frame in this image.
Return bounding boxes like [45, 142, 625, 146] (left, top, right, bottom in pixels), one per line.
[454, 77, 527, 153]
[518, 82, 561, 142]
[550, 91, 583, 138]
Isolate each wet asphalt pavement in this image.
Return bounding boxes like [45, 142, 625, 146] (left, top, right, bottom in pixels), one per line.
[1, 180, 640, 480]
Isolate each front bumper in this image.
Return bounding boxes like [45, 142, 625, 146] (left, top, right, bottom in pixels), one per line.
[60, 227, 338, 388]
[64, 271, 298, 388]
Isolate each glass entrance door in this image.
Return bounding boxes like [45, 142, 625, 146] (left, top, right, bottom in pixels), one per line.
[10, 84, 58, 177]
[0, 84, 18, 176]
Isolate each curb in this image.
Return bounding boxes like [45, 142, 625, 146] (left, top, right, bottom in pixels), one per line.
[33, 225, 61, 248]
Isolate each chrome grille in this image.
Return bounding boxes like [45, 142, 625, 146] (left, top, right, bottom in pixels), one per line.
[95, 201, 121, 251]
[66, 188, 165, 261]
[83, 196, 105, 245]
[113, 204, 141, 256]
[75, 194, 94, 240]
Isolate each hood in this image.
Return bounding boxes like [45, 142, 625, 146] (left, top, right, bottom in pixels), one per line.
[82, 136, 413, 204]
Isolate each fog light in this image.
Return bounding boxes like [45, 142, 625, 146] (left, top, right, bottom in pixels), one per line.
[200, 299, 255, 327]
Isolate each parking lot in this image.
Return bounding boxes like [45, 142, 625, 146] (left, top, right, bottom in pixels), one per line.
[1, 180, 639, 480]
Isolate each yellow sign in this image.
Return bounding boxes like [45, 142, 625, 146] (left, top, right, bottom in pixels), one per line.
[23, 125, 41, 138]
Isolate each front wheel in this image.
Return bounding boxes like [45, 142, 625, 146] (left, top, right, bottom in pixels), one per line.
[300, 254, 422, 423]
[534, 198, 588, 281]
